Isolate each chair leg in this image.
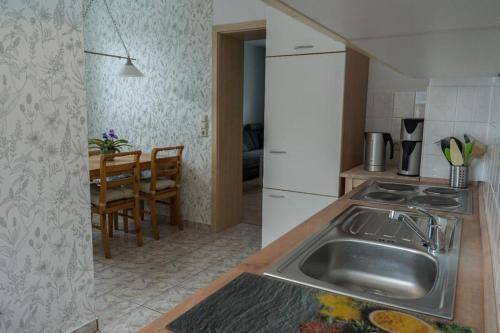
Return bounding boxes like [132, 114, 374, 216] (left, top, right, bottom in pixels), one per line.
[150, 199, 160, 240]
[169, 198, 176, 226]
[175, 193, 183, 230]
[99, 214, 111, 259]
[140, 200, 145, 221]
[113, 212, 119, 230]
[107, 213, 114, 238]
[123, 209, 129, 233]
[133, 200, 144, 247]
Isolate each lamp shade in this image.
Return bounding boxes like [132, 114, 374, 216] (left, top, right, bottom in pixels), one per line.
[119, 58, 144, 77]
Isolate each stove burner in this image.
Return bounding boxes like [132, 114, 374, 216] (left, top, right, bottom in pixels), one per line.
[365, 191, 405, 203]
[424, 187, 460, 196]
[377, 182, 417, 193]
[410, 195, 460, 209]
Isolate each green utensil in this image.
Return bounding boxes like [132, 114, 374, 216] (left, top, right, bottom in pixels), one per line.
[444, 147, 452, 163]
[463, 134, 473, 166]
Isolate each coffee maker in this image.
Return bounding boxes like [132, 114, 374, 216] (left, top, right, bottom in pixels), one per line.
[398, 119, 424, 176]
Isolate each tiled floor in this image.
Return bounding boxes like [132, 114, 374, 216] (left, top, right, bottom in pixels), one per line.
[92, 217, 261, 332]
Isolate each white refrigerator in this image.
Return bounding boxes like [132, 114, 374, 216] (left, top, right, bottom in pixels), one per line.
[262, 52, 346, 247]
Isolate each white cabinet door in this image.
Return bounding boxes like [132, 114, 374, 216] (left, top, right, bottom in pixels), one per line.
[262, 188, 336, 247]
[264, 53, 345, 197]
[266, 7, 345, 57]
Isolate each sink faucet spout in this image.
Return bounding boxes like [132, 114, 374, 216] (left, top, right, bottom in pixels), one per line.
[389, 207, 447, 253]
[389, 210, 435, 250]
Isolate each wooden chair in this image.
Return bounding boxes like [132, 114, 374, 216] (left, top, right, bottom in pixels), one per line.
[90, 151, 144, 258]
[140, 146, 184, 240]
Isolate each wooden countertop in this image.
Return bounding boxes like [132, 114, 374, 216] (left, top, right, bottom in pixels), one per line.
[340, 164, 421, 182]
[140, 181, 489, 333]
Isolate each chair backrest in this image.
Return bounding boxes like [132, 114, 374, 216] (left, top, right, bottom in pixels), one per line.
[97, 151, 142, 205]
[150, 146, 184, 193]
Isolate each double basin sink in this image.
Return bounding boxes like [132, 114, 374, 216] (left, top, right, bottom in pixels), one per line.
[265, 205, 462, 319]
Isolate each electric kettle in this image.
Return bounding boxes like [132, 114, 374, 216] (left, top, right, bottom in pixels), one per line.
[364, 132, 394, 172]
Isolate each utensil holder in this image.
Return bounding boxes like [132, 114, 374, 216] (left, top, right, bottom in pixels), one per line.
[449, 166, 468, 189]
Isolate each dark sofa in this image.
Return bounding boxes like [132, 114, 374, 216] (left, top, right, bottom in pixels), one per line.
[243, 123, 264, 181]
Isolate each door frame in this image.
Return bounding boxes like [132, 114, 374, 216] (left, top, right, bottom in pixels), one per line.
[211, 20, 266, 232]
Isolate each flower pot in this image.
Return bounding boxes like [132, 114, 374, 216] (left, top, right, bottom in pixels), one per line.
[101, 149, 118, 160]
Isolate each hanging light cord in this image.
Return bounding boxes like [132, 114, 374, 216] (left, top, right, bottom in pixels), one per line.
[102, 0, 131, 59]
[83, 0, 132, 60]
[83, 0, 96, 19]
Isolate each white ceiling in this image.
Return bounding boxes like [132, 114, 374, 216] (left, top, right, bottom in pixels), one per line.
[280, 0, 500, 78]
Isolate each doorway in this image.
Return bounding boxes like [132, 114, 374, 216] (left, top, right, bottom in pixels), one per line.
[211, 21, 266, 232]
[242, 39, 266, 226]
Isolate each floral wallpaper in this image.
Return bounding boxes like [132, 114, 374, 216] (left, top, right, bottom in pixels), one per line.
[85, 0, 213, 224]
[0, 0, 95, 332]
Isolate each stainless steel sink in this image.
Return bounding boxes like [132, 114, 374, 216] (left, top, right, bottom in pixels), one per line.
[264, 205, 462, 319]
[300, 239, 438, 300]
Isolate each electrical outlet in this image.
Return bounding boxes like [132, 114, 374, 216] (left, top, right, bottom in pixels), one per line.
[200, 128, 208, 137]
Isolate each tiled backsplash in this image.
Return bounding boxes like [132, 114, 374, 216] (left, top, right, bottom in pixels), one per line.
[365, 90, 426, 164]
[421, 79, 497, 181]
[483, 81, 500, 327]
[366, 91, 426, 142]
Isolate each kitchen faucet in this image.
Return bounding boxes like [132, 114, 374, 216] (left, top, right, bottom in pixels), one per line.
[389, 206, 447, 253]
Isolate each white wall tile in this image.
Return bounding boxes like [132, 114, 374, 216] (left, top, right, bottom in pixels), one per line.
[415, 91, 427, 104]
[390, 118, 402, 142]
[393, 91, 415, 118]
[453, 122, 489, 145]
[427, 86, 458, 121]
[365, 117, 392, 133]
[420, 154, 450, 179]
[422, 121, 454, 156]
[490, 123, 500, 195]
[492, 85, 500, 124]
[456, 86, 491, 122]
[414, 104, 426, 118]
[476, 86, 493, 122]
[371, 92, 394, 118]
[469, 159, 486, 181]
[483, 120, 500, 315]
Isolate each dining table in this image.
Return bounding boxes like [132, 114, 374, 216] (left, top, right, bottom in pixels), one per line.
[88, 152, 152, 181]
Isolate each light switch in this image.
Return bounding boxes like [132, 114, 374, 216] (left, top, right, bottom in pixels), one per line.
[200, 115, 208, 137]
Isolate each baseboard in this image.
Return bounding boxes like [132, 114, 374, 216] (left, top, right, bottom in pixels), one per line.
[182, 219, 211, 231]
[70, 319, 98, 333]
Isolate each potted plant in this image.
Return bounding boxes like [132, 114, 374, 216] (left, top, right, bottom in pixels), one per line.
[88, 129, 130, 156]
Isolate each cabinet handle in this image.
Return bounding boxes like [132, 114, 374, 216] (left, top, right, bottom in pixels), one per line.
[269, 150, 287, 154]
[268, 194, 285, 199]
[294, 45, 314, 50]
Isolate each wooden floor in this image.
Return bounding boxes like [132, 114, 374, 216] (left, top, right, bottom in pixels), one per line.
[242, 179, 262, 226]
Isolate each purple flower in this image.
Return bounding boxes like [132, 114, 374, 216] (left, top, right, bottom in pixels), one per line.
[108, 129, 118, 139]
[102, 132, 109, 139]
